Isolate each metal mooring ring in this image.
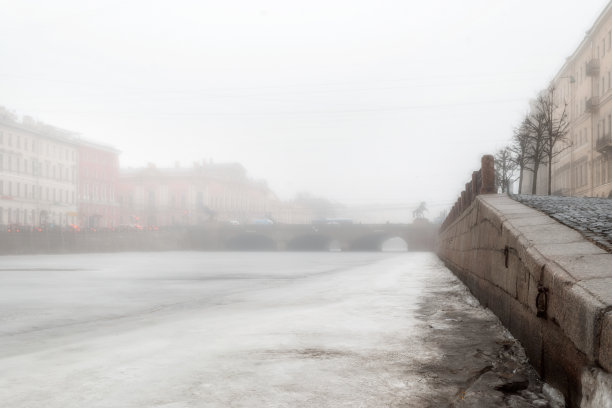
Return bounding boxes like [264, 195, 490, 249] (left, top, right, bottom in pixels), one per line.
[536, 286, 548, 318]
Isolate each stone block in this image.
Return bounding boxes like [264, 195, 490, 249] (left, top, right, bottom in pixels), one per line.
[487, 250, 518, 298]
[507, 295, 543, 371]
[536, 242, 607, 258]
[484, 280, 512, 328]
[494, 206, 541, 219]
[481, 226, 501, 245]
[541, 319, 589, 408]
[543, 271, 606, 360]
[471, 249, 490, 280]
[555, 254, 612, 282]
[477, 198, 505, 227]
[520, 223, 586, 246]
[508, 214, 558, 228]
[599, 312, 612, 372]
[519, 245, 547, 284]
[501, 220, 521, 248]
[515, 262, 531, 305]
[577, 278, 612, 306]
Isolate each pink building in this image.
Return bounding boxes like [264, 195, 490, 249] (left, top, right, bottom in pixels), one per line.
[117, 161, 308, 227]
[77, 140, 120, 228]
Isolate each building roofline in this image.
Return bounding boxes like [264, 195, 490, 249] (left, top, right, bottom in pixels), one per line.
[74, 137, 121, 154]
[0, 117, 79, 146]
[553, 1, 612, 82]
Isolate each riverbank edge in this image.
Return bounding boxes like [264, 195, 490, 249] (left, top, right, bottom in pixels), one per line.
[436, 194, 612, 408]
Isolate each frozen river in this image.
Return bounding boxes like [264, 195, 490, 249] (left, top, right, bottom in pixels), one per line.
[0, 252, 554, 407]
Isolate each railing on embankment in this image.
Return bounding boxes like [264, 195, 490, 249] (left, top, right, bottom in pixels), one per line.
[440, 154, 496, 231]
[437, 155, 612, 408]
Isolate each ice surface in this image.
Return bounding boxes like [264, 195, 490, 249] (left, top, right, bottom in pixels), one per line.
[0, 252, 520, 407]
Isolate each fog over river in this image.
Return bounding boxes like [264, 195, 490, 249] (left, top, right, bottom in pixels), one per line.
[0, 252, 554, 407]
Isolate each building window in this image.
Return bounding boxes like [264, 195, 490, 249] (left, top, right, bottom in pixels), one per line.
[598, 122, 601, 139]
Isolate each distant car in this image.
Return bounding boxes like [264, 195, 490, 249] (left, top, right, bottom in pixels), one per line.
[250, 218, 273, 225]
[228, 220, 240, 225]
[312, 218, 353, 225]
[7, 224, 23, 233]
[116, 224, 144, 231]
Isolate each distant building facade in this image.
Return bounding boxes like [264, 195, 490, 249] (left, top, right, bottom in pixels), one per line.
[0, 107, 315, 228]
[0, 108, 78, 228]
[117, 162, 312, 226]
[523, 3, 612, 197]
[77, 141, 120, 228]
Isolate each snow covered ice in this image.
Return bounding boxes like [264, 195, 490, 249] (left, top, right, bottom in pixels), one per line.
[0, 252, 552, 407]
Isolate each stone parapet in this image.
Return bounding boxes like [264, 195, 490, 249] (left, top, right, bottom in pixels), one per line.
[437, 194, 612, 408]
[440, 155, 495, 231]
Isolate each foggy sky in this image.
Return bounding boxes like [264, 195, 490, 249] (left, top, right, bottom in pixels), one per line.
[1, 0, 608, 219]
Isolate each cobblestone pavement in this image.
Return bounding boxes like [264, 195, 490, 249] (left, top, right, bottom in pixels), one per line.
[510, 194, 612, 253]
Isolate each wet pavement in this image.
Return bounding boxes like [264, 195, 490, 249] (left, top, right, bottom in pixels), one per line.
[511, 194, 612, 252]
[0, 252, 562, 407]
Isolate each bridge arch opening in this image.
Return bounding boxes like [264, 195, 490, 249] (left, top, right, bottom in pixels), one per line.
[287, 234, 331, 251]
[225, 234, 277, 251]
[350, 234, 387, 251]
[328, 239, 343, 252]
[380, 236, 408, 252]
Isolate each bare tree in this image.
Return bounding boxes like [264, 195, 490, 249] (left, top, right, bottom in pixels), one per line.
[524, 107, 548, 194]
[510, 117, 531, 194]
[539, 86, 571, 195]
[495, 146, 517, 193]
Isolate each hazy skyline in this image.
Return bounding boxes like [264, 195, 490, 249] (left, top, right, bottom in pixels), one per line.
[1, 0, 609, 218]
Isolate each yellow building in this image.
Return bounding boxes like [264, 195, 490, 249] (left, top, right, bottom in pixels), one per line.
[542, 2, 612, 198]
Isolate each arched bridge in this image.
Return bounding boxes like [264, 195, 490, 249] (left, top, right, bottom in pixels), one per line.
[187, 222, 437, 251]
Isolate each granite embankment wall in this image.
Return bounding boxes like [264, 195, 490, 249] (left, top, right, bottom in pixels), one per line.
[437, 194, 612, 407]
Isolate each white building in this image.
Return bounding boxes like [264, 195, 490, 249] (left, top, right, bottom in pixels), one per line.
[0, 108, 78, 228]
[522, 2, 612, 197]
